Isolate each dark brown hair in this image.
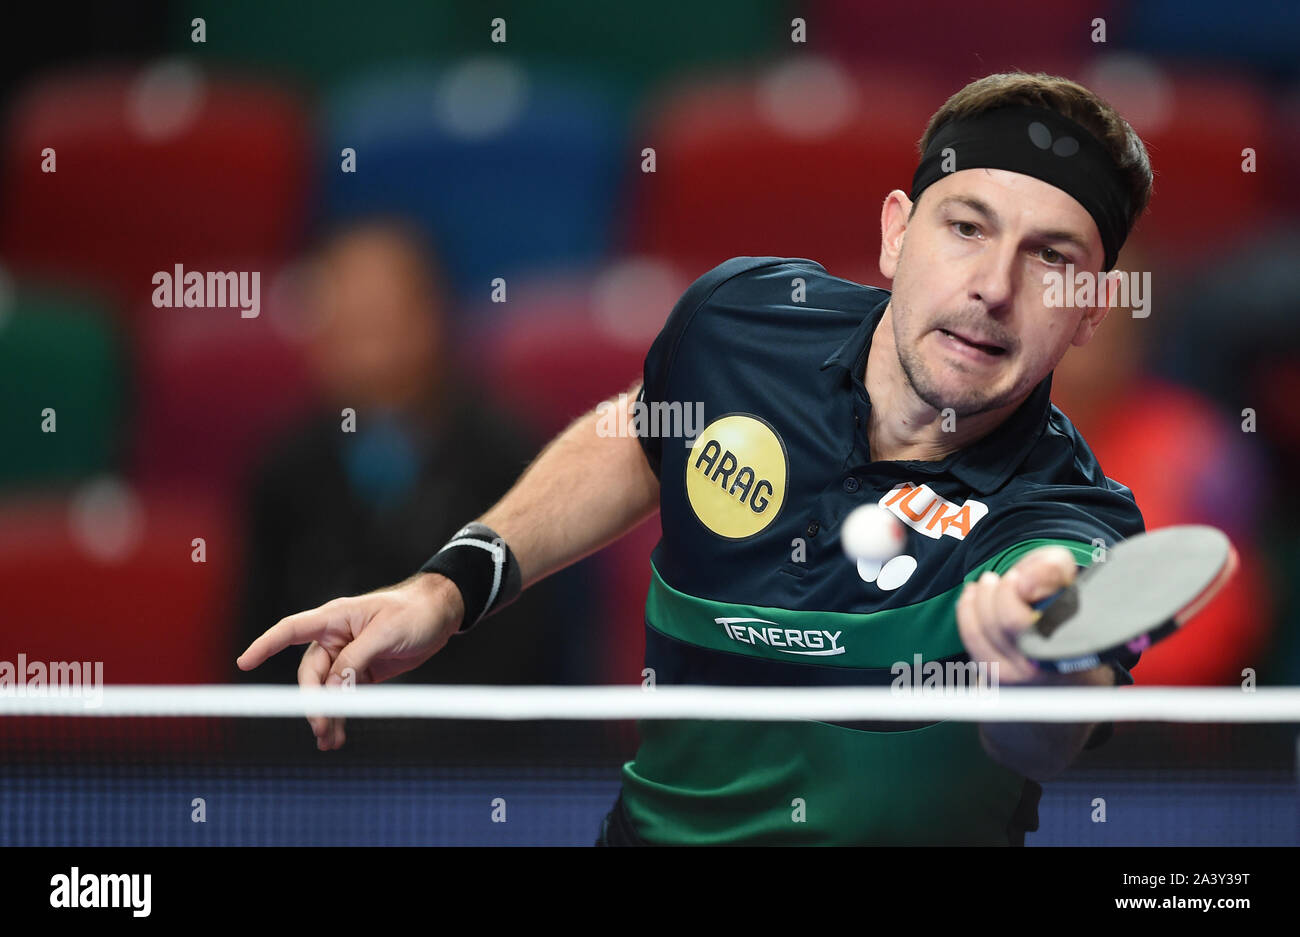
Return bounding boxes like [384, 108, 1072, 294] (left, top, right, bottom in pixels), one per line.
[914, 72, 1152, 235]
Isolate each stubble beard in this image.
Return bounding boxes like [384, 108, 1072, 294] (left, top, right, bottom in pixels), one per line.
[894, 315, 1024, 419]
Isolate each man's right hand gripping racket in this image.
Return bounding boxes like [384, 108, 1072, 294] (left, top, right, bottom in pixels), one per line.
[1016, 525, 1238, 673]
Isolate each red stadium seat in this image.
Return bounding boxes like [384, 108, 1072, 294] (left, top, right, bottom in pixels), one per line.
[0, 487, 237, 686]
[472, 260, 687, 439]
[1080, 63, 1274, 267]
[129, 286, 318, 493]
[624, 64, 954, 287]
[805, 0, 1111, 86]
[0, 64, 310, 314]
[0, 488, 241, 752]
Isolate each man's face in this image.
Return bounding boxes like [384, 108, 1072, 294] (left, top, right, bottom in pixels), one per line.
[880, 168, 1107, 417]
[307, 229, 444, 408]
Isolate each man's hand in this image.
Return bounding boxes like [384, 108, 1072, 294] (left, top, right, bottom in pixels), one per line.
[957, 544, 1087, 685]
[236, 573, 465, 751]
[958, 544, 1117, 779]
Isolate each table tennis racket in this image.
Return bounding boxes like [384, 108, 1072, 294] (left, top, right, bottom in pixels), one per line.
[1015, 525, 1238, 673]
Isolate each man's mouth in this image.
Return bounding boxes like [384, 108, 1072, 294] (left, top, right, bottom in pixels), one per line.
[937, 328, 1007, 357]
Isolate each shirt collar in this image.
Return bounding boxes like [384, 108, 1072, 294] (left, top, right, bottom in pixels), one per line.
[819, 289, 1053, 496]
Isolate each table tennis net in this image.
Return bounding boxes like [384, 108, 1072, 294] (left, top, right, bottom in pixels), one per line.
[1, 685, 1297, 845]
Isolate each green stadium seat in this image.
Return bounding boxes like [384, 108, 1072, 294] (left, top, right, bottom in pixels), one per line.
[171, 0, 785, 99]
[0, 283, 124, 489]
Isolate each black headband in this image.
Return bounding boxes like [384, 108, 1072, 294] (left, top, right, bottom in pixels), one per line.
[909, 105, 1132, 271]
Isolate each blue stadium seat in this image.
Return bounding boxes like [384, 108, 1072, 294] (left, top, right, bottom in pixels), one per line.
[321, 62, 627, 308]
[1119, 0, 1300, 78]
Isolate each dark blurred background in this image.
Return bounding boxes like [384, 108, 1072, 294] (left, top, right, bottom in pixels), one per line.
[1, 0, 1298, 697]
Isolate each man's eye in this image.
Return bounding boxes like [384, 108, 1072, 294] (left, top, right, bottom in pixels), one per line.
[952, 222, 979, 238]
[1039, 247, 1068, 265]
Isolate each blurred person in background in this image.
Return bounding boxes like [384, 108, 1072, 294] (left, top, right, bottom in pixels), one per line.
[1147, 228, 1300, 685]
[1050, 238, 1274, 685]
[234, 216, 574, 686]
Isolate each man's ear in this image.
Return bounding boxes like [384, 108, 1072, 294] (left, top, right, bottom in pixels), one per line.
[879, 189, 913, 280]
[1070, 275, 1117, 347]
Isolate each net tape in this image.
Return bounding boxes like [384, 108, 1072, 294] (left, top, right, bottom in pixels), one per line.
[2, 685, 1299, 722]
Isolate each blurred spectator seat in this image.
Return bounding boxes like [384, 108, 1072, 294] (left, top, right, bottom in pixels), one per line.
[435, 0, 785, 103]
[0, 64, 310, 313]
[624, 63, 953, 287]
[322, 63, 625, 307]
[172, 0, 782, 101]
[1118, 0, 1300, 79]
[1079, 60, 1273, 267]
[167, 0, 472, 89]
[0, 486, 236, 685]
[807, 0, 1111, 85]
[471, 258, 685, 439]
[129, 280, 317, 494]
[0, 281, 123, 489]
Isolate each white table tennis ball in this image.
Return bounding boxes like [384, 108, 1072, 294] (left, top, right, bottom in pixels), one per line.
[841, 504, 906, 562]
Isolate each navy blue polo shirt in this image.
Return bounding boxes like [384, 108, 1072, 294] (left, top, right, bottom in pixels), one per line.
[623, 256, 1145, 845]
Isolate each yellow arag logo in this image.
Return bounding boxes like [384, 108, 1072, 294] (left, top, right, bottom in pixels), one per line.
[685, 414, 787, 539]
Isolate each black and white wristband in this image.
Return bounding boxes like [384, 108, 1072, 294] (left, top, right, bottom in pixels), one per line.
[418, 522, 522, 632]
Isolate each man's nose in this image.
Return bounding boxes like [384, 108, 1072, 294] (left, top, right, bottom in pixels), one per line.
[968, 242, 1018, 310]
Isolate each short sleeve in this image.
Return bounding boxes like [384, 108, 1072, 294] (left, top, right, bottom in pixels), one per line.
[966, 483, 1144, 572]
[637, 257, 782, 479]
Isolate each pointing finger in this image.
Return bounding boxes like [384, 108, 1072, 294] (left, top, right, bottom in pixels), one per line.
[238, 602, 344, 671]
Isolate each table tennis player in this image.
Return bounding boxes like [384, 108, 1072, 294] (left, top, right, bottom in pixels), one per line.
[240, 70, 1154, 845]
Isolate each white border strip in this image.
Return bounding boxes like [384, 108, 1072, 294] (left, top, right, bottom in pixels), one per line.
[2, 685, 1300, 722]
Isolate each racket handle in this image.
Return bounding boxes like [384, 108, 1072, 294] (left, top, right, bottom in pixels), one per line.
[1029, 563, 1085, 617]
[1031, 593, 1060, 613]
[1028, 578, 1082, 636]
